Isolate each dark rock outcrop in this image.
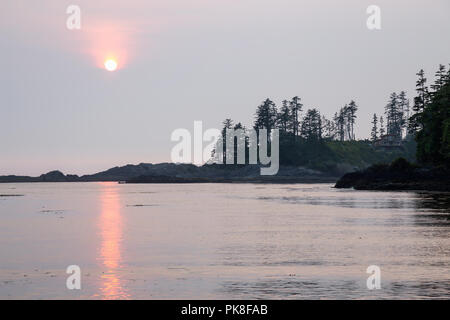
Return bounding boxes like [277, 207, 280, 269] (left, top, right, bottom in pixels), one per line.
[0, 171, 79, 183]
[335, 158, 450, 191]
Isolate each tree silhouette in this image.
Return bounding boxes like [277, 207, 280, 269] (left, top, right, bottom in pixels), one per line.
[379, 116, 385, 137]
[409, 69, 429, 133]
[254, 98, 278, 145]
[413, 65, 450, 165]
[289, 96, 303, 137]
[301, 109, 322, 141]
[371, 114, 378, 142]
[277, 100, 291, 133]
[347, 100, 358, 140]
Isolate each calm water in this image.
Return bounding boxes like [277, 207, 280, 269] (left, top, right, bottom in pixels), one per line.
[0, 182, 449, 299]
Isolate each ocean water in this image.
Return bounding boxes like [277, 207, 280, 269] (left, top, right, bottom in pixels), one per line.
[0, 182, 449, 299]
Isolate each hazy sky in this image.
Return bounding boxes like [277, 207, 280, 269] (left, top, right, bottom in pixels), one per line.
[1, 0, 449, 175]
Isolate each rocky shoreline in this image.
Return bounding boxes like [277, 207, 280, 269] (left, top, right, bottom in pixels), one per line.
[0, 163, 339, 184]
[335, 158, 450, 192]
[125, 174, 338, 184]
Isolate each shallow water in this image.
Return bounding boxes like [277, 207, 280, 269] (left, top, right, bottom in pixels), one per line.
[0, 182, 449, 299]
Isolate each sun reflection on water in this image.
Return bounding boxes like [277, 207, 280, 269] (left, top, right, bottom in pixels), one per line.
[97, 182, 129, 299]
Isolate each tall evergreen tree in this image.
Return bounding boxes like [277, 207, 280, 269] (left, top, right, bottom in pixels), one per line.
[413, 65, 450, 165]
[301, 109, 322, 141]
[219, 119, 234, 163]
[397, 91, 409, 138]
[334, 108, 346, 141]
[222, 119, 234, 134]
[379, 116, 385, 137]
[371, 114, 378, 142]
[409, 69, 429, 133]
[289, 96, 303, 137]
[347, 100, 358, 140]
[321, 115, 334, 139]
[277, 100, 291, 133]
[254, 98, 278, 145]
[385, 92, 403, 140]
[431, 64, 447, 93]
[342, 104, 351, 140]
[232, 122, 247, 164]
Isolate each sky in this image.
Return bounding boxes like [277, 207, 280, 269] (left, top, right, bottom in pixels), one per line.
[1, 0, 450, 175]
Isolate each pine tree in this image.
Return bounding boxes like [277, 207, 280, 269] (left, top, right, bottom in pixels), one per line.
[385, 92, 396, 136]
[321, 115, 333, 139]
[334, 108, 346, 141]
[342, 104, 351, 140]
[332, 112, 339, 141]
[254, 98, 278, 145]
[220, 119, 234, 163]
[397, 91, 409, 138]
[347, 100, 358, 140]
[277, 100, 290, 133]
[371, 114, 378, 142]
[289, 96, 303, 137]
[431, 64, 447, 93]
[233, 122, 246, 164]
[301, 109, 322, 141]
[385, 92, 403, 140]
[414, 64, 450, 165]
[409, 69, 429, 133]
[379, 116, 385, 137]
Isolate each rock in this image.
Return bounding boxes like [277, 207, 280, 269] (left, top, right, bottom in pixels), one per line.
[335, 160, 450, 191]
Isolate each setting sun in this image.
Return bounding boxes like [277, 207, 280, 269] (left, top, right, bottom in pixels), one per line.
[104, 59, 118, 71]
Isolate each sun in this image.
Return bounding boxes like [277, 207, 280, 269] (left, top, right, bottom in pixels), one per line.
[104, 59, 118, 71]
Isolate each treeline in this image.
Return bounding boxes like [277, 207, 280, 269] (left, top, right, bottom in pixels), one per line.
[212, 96, 412, 171]
[370, 91, 410, 142]
[370, 64, 450, 153]
[407, 64, 450, 166]
[336, 64, 450, 189]
[221, 97, 360, 143]
[213, 63, 449, 171]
